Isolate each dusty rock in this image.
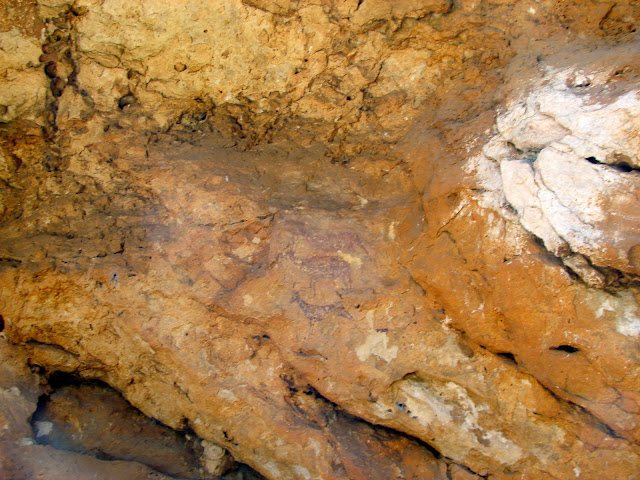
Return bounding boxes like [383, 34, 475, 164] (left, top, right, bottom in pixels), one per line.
[0, 333, 261, 479]
[36, 0, 640, 150]
[0, 337, 178, 480]
[32, 381, 227, 479]
[201, 440, 234, 477]
[488, 43, 640, 277]
[2, 124, 639, 478]
[0, 1, 48, 123]
[400, 41, 640, 448]
[1, 1, 640, 480]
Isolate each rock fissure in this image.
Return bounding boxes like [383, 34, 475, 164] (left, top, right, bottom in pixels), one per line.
[26, 373, 254, 479]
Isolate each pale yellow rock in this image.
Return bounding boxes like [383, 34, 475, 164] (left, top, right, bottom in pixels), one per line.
[0, 28, 47, 122]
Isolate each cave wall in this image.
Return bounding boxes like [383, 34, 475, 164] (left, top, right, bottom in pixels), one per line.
[1, 1, 640, 479]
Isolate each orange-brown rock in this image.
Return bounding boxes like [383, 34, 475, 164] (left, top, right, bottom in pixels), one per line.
[1, 1, 640, 479]
[32, 381, 229, 479]
[0, 339, 179, 480]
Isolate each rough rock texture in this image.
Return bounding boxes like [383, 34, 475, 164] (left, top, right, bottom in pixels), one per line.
[0, 338, 178, 480]
[0, 335, 262, 479]
[32, 381, 232, 478]
[0, 1, 47, 123]
[1, 1, 640, 479]
[487, 44, 640, 281]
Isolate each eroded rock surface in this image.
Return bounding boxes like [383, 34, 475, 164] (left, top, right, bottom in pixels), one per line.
[32, 380, 231, 479]
[0, 338, 178, 480]
[1, 1, 640, 479]
[485, 44, 640, 281]
[0, 1, 47, 123]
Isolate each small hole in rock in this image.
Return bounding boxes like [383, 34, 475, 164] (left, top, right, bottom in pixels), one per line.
[118, 94, 136, 110]
[586, 156, 634, 173]
[51, 30, 64, 42]
[446, 192, 459, 205]
[51, 77, 66, 97]
[0, 314, 4, 332]
[497, 352, 517, 364]
[44, 61, 57, 78]
[550, 345, 580, 353]
[613, 163, 633, 173]
[71, 5, 88, 16]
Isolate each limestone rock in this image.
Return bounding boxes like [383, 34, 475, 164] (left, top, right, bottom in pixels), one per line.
[32, 382, 227, 479]
[0, 1, 48, 123]
[0, 338, 178, 480]
[1, 1, 640, 480]
[487, 44, 640, 277]
[401, 41, 640, 451]
[350, 0, 453, 26]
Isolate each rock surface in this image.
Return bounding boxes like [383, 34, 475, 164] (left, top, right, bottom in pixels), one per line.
[0, 1, 47, 123]
[1, 1, 640, 479]
[32, 381, 231, 478]
[0, 338, 178, 480]
[488, 44, 640, 280]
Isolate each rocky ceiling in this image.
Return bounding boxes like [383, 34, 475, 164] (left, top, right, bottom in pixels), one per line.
[1, 1, 640, 479]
